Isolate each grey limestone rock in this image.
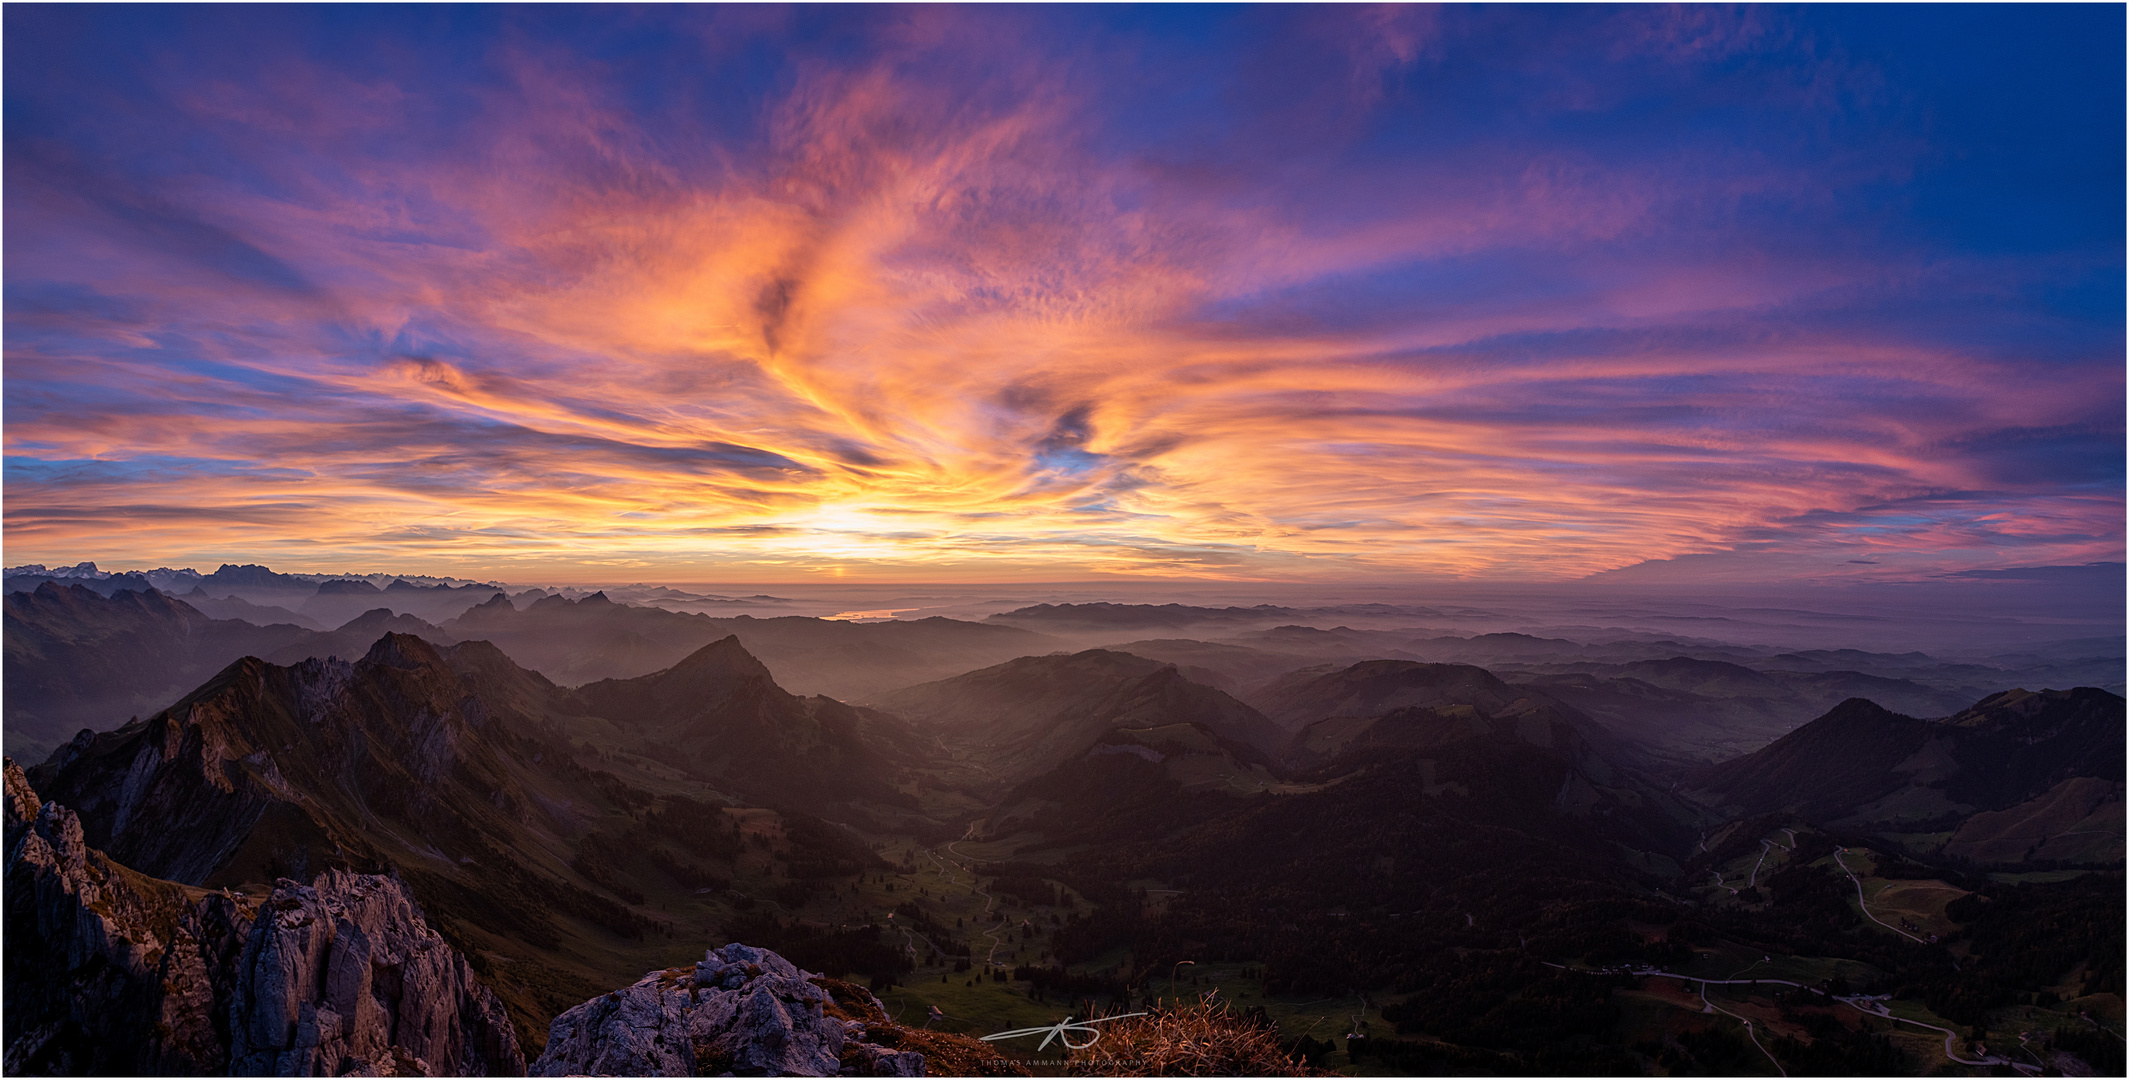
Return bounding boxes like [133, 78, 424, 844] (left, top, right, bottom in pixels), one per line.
[532, 943, 925, 1077]
[3, 757, 524, 1077]
[3, 757, 244, 1075]
[229, 869, 524, 1076]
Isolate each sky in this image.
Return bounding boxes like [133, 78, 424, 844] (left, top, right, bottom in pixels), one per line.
[4, 5, 2123, 584]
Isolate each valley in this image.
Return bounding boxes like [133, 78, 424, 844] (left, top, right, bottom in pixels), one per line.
[3, 571, 2121, 1076]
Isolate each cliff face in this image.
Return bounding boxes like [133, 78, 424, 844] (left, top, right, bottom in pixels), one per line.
[227, 869, 523, 1076]
[3, 759, 525, 1077]
[27, 634, 539, 889]
[4, 757, 249, 1075]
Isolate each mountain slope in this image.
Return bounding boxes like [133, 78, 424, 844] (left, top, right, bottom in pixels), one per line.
[20, 631, 916, 1047]
[1684, 698, 1936, 822]
[873, 649, 1288, 786]
[1253, 658, 1573, 732]
[30, 633, 595, 888]
[175, 586, 326, 629]
[26, 631, 910, 890]
[569, 635, 909, 806]
[1686, 688, 2127, 862]
[1508, 672, 1802, 764]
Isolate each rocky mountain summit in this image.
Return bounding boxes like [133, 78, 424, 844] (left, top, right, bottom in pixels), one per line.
[533, 943, 1008, 1077]
[3, 758, 523, 1076]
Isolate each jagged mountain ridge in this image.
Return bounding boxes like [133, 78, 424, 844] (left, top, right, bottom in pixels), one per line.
[29, 633, 597, 888]
[2, 583, 475, 761]
[27, 631, 909, 888]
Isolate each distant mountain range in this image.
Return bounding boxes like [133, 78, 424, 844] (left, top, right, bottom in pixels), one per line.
[2, 583, 1053, 757]
[4, 576, 2121, 1075]
[5, 584, 324, 757]
[445, 591, 1057, 699]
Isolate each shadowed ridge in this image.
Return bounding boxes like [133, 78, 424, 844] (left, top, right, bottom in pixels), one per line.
[1685, 697, 1931, 819]
[1095, 662, 1289, 759]
[22, 629, 543, 886]
[443, 637, 559, 688]
[568, 635, 896, 804]
[334, 606, 450, 638]
[362, 629, 450, 670]
[457, 591, 519, 620]
[1686, 687, 2125, 860]
[572, 635, 789, 718]
[28, 579, 197, 620]
[4, 583, 327, 759]
[1252, 658, 1542, 731]
[658, 633, 778, 684]
[872, 648, 1287, 785]
[315, 578, 382, 596]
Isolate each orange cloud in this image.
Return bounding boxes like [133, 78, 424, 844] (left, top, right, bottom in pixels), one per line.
[4, 8, 2120, 583]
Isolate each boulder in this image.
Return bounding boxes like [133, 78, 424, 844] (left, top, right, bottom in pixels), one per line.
[532, 943, 926, 1077]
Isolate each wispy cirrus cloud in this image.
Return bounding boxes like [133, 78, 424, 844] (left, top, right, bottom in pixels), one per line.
[3, 6, 2120, 581]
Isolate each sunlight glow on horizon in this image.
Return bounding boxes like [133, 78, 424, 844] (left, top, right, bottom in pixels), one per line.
[4, 6, 2121, 584]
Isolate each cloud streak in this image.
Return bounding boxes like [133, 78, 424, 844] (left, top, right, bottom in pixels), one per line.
[3, 6, 2120, 581]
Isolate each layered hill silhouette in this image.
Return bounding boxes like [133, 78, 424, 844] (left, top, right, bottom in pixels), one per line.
[3, 583, 321, 758]
[1, 583, 1057, 761]
[1, 584, 480, 760]
[30, 632, 909, 883]
[1687, 687, 2125, 864]
[1515, 657, 1983, 760]
[8, 569, 2123, 1075]
[443, 591, 1058, 699]
[957, 654, 1699, 884]
[1252, 658, 1559, 731]
[2, 563, 506, 624]
[873, 649, 1288, 787]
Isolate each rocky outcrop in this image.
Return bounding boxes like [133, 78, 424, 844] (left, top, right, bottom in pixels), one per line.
[229, 870, 524, 1076]
[2, 758, 524, 1077]
[4, 756, 249, 1075]
[531, 944, 927, 1077]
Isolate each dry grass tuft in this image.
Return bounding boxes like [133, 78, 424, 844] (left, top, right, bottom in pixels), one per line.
[1064, 996, 1316, 1076]
[812, 976, 1031, 1076]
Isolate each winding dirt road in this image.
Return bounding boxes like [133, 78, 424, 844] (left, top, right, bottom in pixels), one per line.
[1832, 848, 1928, 944]
[943, 842, 1016, 965]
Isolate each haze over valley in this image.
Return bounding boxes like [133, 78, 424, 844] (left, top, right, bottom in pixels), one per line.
[6, 559, 2122, 1075]
[4, 5, 2121, 1076]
